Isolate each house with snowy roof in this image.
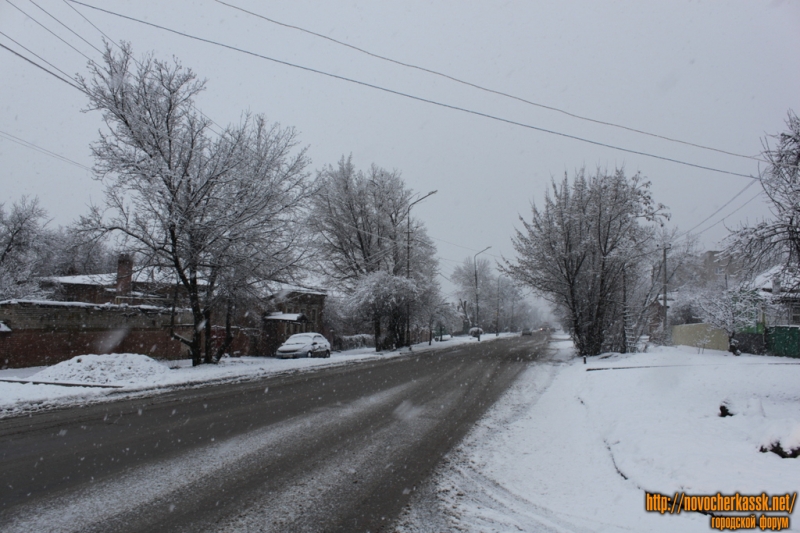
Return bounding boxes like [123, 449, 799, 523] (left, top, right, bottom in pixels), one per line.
[39, 254, 191, 306]
[753, 265, 800, 326]
[0, 254, 329, 366]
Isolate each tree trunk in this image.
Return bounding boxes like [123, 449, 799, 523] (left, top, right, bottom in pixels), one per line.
[203, 308, 214, 364]
[373, 313, 382, 352]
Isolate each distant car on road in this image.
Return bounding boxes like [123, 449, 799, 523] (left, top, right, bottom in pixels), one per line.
[276, 333, 331, 358]
[521, 328, 532, 336]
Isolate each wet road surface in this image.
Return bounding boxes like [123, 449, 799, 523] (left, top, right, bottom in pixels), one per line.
[1, 333, 548, 532]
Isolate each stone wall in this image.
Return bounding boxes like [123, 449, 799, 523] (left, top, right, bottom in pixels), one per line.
[0, 301, 194, 368]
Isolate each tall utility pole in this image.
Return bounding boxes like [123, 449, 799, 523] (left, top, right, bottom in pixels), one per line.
[473, 245, 491, 340]
[405, 190, 437, 347]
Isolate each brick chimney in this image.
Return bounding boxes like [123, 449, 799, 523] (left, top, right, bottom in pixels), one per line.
[116, 254, 133, 296]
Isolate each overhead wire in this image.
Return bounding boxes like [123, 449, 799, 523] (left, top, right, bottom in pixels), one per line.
[692, 190, 764, 238]
[56, 0, 282, 165]
[56, 3, 516, 263]
[214, 0, 765, 165]
[2, 2, 766, 270]
[66, 0, 757, 180]
[26, 0, 105, 55]
[0, 30, 83, 86]
[7, 0, 258, 178]
[0, 128, 92, 171]
[4, 0, 94, 62]
[62, 0, 120, 47]
[676, 179, 757, 238]
[0, 41, 83, 91]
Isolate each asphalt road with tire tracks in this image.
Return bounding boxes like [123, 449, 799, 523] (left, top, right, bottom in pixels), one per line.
[0, 333, 548, 533]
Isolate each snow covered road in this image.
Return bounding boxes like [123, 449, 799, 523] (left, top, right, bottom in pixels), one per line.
[0, 334, 549, 532]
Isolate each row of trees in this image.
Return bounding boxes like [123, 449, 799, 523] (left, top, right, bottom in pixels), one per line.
[0, 197, 117, 300]
[450, 256, 542, 334]
[3, 43, 449, 363]
[504, 110, 799, 356]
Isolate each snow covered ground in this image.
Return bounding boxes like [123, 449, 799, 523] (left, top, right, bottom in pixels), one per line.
[395, 334, 800, 532]
[0, 333, 514, 418]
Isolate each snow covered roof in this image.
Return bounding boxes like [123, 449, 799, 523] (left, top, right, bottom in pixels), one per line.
[752, 265, 800, 292]
[0, 299, 186, 312]
[264, 312, 307, 322]
[47, 273, 116, 286]
[270, 282, 327, 299]
[45, 267, 207, 287]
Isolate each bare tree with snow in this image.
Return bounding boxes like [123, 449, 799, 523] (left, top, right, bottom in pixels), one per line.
[694, 288, 769, 353]
[726, 111, 800, 281]
[309, 155, 440, 349]
[78, 43, 312, 365]
[0, 196, 49, 299]
[503, 168, 668, 356]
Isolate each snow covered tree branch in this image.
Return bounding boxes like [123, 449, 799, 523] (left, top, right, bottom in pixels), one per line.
[77, 43, 312, 365]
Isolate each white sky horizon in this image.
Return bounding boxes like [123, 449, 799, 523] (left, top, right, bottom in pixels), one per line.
[2, 0, 798, 302]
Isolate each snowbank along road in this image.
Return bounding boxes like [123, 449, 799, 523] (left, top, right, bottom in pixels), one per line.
[0, 333, 548, 532]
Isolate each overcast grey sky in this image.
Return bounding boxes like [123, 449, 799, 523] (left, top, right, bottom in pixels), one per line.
[1, 0, 799, 295]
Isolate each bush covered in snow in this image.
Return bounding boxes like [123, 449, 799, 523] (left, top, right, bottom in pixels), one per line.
[338, 334, 375, 350]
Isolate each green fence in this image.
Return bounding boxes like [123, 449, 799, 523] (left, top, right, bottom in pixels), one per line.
[766, 326, 800, 358]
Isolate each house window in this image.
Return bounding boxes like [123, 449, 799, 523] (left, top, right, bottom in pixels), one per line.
[792, 305, 800, 325]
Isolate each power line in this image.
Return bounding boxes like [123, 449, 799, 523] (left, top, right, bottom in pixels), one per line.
[3, 2, 504, 272]
[215, 0, 766, 165]
[678, 179, 757, 238]
[0, 41, 83, 91]
[57, 1, 267, 163]
[0, 129, 92, 171]
[67, 0, 757, 180]
[0, 30, 82, 86]
[26, 0, 105, 55]
[693, 190, 764, 238]
[62, 0, 119, 48]
[4, 0, 94, 62]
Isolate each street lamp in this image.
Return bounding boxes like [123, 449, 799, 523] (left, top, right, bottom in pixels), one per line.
[406, 190, 437, 347]
[473, 245, 491, 340]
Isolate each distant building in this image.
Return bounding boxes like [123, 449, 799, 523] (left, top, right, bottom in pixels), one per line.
[701, 251, 740, 288]
[753, 265, 800, 325]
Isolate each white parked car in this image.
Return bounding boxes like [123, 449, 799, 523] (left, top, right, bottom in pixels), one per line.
[276, 333, 331, 359]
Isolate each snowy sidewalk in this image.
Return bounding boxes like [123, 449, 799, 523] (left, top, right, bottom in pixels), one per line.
[0, 333, 515, 418]
[396, 335, 800, 532]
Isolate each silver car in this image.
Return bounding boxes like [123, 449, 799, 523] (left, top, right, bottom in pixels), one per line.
[276, 333, 331, 359]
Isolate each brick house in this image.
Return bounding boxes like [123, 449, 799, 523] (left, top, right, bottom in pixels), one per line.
[40, 254, 184, 306]
[0, 254, 329, 366]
